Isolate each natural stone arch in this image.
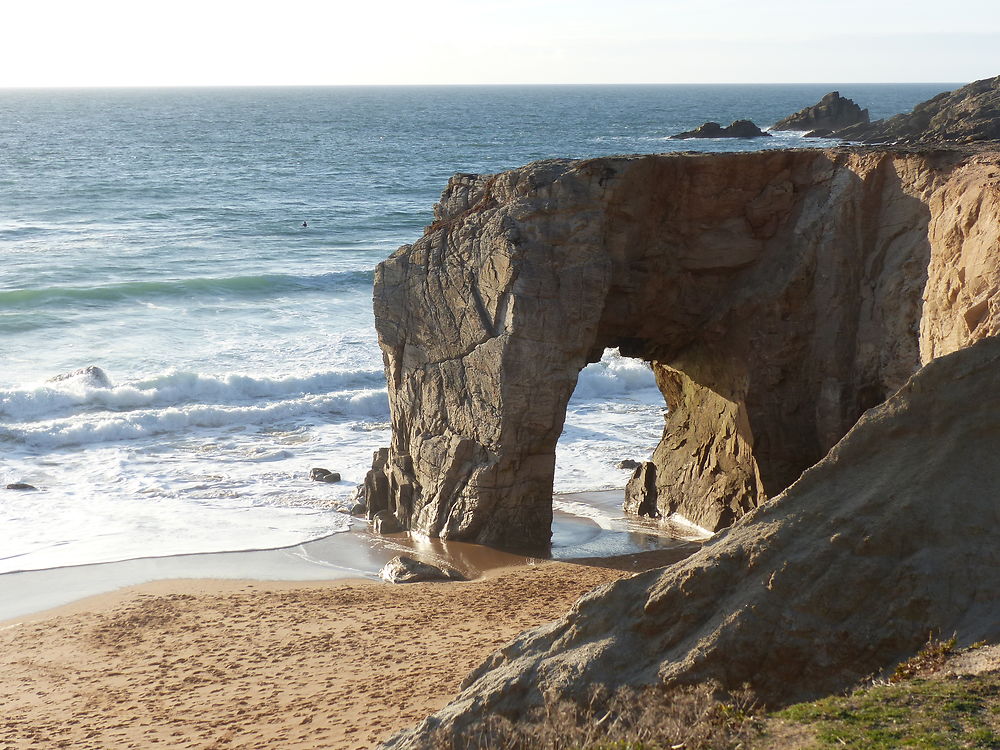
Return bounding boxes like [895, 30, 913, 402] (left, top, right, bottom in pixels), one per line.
[360, 148, 995, 551]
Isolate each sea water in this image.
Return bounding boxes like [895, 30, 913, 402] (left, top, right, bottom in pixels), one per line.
[0, 83, 955, 573]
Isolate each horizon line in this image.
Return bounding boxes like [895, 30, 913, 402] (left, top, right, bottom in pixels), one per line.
[0, 80, 969, 92]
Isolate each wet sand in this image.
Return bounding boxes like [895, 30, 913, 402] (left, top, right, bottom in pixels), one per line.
[0, 490, 706, 621]
[0, 556, 699, 749]
[0, 491, 704, 749]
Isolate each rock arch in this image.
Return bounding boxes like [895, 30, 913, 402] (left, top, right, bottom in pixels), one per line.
[360, 148, 1000, 551]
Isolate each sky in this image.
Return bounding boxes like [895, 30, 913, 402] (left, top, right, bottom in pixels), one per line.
[2, 0, 998, 87]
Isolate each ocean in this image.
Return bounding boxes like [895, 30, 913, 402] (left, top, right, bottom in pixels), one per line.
[0, 83, 956, 573]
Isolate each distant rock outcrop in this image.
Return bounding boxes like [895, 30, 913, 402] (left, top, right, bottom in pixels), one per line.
[671, 119, 770, 139]
[382, 334, 1000, 748]
[360, 147, 1000, 549]
[771, 91, 869, 133]
[829, 75, 1000, 143]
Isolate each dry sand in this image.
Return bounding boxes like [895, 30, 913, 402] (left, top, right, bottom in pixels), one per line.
[0, 559, 662, 750]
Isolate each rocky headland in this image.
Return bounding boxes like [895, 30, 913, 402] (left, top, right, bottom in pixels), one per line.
[821, 75, 1000, 143]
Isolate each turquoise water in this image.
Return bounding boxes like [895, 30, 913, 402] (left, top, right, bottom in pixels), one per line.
[0, 83, 957, 571]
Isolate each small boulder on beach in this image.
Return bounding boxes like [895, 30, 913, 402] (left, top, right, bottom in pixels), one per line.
[379, 556, 465, 584]
[372, 510, 403, 534]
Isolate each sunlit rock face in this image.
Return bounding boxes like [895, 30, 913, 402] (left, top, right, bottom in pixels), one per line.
[383, 332, 1000, 749]
[362, 147, 1000, 549]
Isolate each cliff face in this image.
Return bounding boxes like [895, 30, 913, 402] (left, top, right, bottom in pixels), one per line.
[363, 147, 1000, 548]
[383, 333, 1000, 748]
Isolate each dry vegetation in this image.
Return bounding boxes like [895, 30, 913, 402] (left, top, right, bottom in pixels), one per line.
[427, 682, 760, 750]
[424, 640, 1000, 750]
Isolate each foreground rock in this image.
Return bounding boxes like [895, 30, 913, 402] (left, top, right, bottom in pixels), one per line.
[671, 119, 770, 139]
[831, 75, 1000, 143]
[360, 147, 1000, 548]
[382, 335, 1000, 748]
[771, 91, 869, 132]
[379, 556, 464, 583]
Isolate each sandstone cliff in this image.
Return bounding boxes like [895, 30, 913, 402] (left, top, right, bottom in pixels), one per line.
[383, 333, 1000, 748]
[362, 147, 1000, 547]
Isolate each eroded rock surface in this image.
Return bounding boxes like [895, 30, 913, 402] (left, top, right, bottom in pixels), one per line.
[771, 90, 869, 133]
[379, 556, 464, 584]
[362, 147, 1000, 548]
[382, 335, 1000, 748]
[831, 75, 1000, 143]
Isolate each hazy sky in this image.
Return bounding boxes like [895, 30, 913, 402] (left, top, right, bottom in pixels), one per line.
[3, 0, 998, 87]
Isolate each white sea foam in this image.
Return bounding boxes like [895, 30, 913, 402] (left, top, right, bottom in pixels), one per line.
[570, 349, 659, 399]
[556, 349, 665, 493]
[2, 389, 389, 449]
[551, 499, 623, 531]
[0, 367, 387, 423]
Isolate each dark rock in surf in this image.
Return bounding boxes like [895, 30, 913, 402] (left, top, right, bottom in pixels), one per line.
[672, 119, 771, 139]
[5, 483, 37, 491]
[771, 91, 870, 132]
[623, 462, 659, 518]
[349, 484, 368, 516]
[360, 447, 391, 520]
[616, 459, 640, 470]
[379, 556, 464, 584]
[310, 467, 341, 483]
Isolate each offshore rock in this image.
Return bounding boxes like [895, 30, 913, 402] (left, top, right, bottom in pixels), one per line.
[672, 119, 770, 139]
[362, 147, 1000, 548]
[309, 467, 341, 483]
[382, 335, 1000, 748]
[4, 483, 37, 491]
[831, 75, 1000, 143]
[771, 91, 869, 132]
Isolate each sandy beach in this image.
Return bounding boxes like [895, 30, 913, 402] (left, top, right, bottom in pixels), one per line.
[0, 491, 702, 749]
[0, 559, 668, 750]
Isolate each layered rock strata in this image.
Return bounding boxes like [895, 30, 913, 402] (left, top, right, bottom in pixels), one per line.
[362, 147, 1000, 549]
[771, 90, 869, 133]
[383, 333, 1000, 748]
